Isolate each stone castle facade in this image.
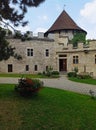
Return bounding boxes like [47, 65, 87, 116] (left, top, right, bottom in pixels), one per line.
[0, 10, 96, 77]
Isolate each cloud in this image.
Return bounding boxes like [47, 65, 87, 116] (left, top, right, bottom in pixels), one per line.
[79, 0, 96, 39]
[15, 25, 31, 33]
[80, 0, 96, 24]
[38, 15, 48, 21]
[33, 27, 47, 35]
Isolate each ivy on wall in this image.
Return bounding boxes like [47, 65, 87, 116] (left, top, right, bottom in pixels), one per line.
[71, 32, 86, 47]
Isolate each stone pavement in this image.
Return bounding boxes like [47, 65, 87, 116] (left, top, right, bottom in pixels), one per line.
[0, 76, 96, 95]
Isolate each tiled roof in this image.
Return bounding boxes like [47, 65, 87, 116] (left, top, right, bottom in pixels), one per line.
[45, 10, 87, 35]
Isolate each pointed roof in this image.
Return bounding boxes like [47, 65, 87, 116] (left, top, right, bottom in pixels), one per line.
[45, 10, 87, 35]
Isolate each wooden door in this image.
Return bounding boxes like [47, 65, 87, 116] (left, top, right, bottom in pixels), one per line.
[59, 59, 67, 72]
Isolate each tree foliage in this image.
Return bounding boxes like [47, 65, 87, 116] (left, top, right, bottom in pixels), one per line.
[0, 0, 45, 26]
[0, 27, 22, 61]
[71, 32, 86, 47]
[0, 0, 45, 61]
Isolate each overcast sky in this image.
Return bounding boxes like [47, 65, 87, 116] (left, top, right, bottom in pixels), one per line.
[15, 0, 96, 39]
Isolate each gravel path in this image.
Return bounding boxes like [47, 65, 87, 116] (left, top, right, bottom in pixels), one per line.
[0, 76, 96, 95]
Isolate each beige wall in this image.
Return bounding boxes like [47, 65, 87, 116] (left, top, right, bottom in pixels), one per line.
[0, 34, 96, 77]
[0, 38, 56, 74]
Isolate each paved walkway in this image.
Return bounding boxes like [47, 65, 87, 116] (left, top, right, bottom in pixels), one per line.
[0, 76, 96, 95]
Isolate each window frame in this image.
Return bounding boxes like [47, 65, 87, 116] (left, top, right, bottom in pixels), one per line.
[34, 65, 38, 71]
[26, 65, 29, 71]
[73, 56, 79, 64]
[27, 48, 33, 56]
[45, 49, 49, 57]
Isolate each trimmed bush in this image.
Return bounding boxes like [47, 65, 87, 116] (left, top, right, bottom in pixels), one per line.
[52, 71, 59, 75]
[67, 72, 77, 77]
[15, 78, 44, 97]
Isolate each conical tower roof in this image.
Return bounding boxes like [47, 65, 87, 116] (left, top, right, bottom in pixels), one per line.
[45, 10, 87, 35]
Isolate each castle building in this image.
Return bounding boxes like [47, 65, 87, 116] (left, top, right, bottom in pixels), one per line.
[0, 10, 96, 77]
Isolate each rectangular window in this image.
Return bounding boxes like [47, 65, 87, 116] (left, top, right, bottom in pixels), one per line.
[95, 55, 96, 64]
[26, 65, 29, 71]
[46, 49, 49, 57]
[73, 56, 79, 64]
[59, 55, 67, 57]
[8, 64, 13, 72]
[46, 66, 48, 71]
[27, 48, 33, 56]
[34, 65, 38, 71]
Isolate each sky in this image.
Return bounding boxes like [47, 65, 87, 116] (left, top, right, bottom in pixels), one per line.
[14, 0, 96, 39]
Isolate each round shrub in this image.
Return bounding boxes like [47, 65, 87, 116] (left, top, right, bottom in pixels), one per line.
[15, 78, 44, 97]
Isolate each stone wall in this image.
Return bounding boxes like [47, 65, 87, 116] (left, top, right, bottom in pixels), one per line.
[0, 38, 56, 74]
[0, 35, 96, 77]
[55, 37, 96, 77]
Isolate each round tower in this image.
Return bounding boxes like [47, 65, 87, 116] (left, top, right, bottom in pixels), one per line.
[44, 10, 87, 41]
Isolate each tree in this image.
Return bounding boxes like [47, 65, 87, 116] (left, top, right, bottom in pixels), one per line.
[0, 26, 22, 61]
[0, 0, 45, 26]
[0, 0, 45, 32]
[0, 0, 45, 61]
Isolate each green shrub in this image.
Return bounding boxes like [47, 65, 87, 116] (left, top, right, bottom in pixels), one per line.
[14, 31, 22, 39]
[46, 66, 53, 77]
[15, 78, 44, 97]
[77, 74, 92, 79]
[73, 67, 78, 73]
[21, 36, 26, 41]
[67, 72, 77, 77]
[38, 72, 42, 75]
[52, 71, 59, 75]
[43, 71, 46, 75]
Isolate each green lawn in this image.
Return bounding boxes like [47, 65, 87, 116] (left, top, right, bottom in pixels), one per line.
[0, 84, 96, 130]
[0, 73, 59, 78]
[69, 77, 96, 85]
[0, 73, 46, 78]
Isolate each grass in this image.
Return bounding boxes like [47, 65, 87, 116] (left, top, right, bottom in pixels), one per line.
[0, 73, 59, 78]
[0, 84, 96, 130]
[69, 77, 96, 85]
[0, 73, 46, 78]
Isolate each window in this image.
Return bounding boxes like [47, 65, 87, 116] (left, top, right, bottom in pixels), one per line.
[46, 66, 48, 71]
[95, 55, 96, 64]
[65, 30, 68, 33]
[59, 55, 67, 57]
[73, 56, 79, 64]
[8, 64, 13, 72]
[34, 65, 38, 71]
[46, 49, 49, 57]
[27, 48, 33, 56]
[26, 65, 29, 71]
